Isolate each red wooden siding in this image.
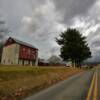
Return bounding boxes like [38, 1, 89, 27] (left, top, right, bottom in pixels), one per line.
[19, 45, 37, 60]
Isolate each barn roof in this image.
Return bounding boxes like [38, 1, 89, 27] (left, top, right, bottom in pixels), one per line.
[9, 37, 38, 50]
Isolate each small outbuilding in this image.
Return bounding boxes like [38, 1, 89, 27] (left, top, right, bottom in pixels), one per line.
[1, 37, 38, 66]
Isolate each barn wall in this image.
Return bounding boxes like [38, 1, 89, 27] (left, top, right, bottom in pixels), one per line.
[19, 45, 37, 60]
[1, 44, 20, 65]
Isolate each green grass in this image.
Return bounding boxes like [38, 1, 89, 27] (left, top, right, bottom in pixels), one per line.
[0, 65, 82, 100]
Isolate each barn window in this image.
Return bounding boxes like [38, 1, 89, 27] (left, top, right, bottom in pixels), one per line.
[3, 60, 5, 63]
[28, 61, 30, 65]
[18, 60, 19, 64]
[8, 59, 10, 63]
[22, 60, 24, 65]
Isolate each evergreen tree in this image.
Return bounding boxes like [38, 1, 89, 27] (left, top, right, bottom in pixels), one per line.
[56, 28, 91, 67]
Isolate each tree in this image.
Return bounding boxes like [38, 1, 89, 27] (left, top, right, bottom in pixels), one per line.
[0, 18, 9, 63]
[56, 28, 91, 67]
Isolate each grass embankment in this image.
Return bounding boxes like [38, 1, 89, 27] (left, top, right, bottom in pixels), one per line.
[0, 66, 82, 100]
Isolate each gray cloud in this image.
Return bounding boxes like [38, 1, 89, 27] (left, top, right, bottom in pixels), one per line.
[0, 0, 100, 60]
[86, 27, 100, 62]
[53, 0, 96, 24]
[0, 16, 8, 41]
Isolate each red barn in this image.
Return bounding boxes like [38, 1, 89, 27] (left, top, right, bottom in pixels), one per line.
[1, 37, 38, 66]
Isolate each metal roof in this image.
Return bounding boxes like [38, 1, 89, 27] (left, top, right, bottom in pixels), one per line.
[10, 37, 38, 50]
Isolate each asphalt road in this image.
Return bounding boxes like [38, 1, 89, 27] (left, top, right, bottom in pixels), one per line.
[24, 69, 97, 100]
[98, 67, 100, 100]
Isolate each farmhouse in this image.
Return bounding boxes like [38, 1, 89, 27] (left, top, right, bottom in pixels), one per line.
[1, 37, 38, 66]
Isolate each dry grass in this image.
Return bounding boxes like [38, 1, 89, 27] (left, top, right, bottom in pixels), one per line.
[0, 65, 82, 100]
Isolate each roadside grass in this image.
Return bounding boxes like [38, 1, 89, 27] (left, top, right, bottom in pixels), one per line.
[0, 65, 82, 100]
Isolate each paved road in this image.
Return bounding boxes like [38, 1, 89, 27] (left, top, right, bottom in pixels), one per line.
[24, 69, 97, 100]
[98, 67, 100, 100]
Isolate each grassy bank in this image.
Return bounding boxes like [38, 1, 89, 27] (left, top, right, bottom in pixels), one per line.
[0, 66, 82, 100]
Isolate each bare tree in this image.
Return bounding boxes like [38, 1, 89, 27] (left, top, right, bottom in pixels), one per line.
[0, 17, 9, 62]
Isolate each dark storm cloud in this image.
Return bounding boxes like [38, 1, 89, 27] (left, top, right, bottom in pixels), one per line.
[53, 0, 96, 23]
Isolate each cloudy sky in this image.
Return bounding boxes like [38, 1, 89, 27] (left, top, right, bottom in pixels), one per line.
[0, 0, 100, 61]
